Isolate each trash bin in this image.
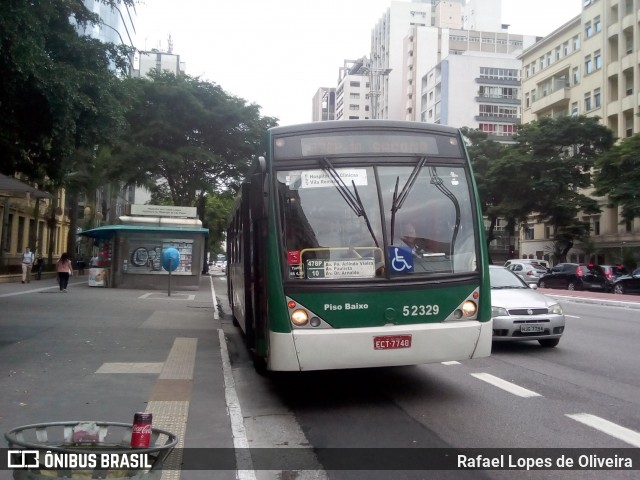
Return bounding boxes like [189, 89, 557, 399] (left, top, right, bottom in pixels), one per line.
[5, 420, 178, 479]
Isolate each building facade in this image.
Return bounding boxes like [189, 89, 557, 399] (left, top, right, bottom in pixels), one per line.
[335, 59, 371, 120]
[311, 88, 336, 121]
[519, 0, 640, 265]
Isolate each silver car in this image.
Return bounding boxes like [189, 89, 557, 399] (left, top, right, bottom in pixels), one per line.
[490, 266, 565, 347]
[506, 261, 548, 285]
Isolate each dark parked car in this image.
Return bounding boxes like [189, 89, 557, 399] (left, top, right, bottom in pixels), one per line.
[537, 263, 608, 291]
[612, 267, 640, 295]
[600, 264, 629, 291]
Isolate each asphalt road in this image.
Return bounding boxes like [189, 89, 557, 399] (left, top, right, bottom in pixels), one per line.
[1, 272, 638, 480]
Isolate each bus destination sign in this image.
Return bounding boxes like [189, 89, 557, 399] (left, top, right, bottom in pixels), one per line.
[306, 258, 376, 279]
[273, 133, 456, 159]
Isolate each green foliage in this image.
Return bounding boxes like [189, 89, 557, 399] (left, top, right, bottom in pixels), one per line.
[0, 0, 135, 183]
[497, 116, 613, 260]
[111, 72, 278, 206]
[593, 133, 640, 223]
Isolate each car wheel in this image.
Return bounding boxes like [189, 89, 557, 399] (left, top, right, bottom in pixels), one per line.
[539, 280, 547, 288]
[539, 338, 560, 348]
[567, 281, 576, 291]
[614, 284, 625, 295]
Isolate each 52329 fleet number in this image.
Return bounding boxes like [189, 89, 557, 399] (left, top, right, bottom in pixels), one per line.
[402, 304, 440, 316]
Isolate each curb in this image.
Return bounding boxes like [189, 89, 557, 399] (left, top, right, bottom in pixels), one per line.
[543, 293, 640, 310]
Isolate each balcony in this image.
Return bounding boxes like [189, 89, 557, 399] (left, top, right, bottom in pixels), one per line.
[622, 13, 634, 30]
[621, 94, 635, 111]
[621, 52, 635, 70]
[530, 87, 570, 114]
[607, 60, 620, 77]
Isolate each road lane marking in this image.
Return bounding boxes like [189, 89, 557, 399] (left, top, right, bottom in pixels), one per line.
[471, 373, 542, 398]
[441, 361, 461, 365]
[211, 276, 257, 480]
[566, 413, 640, 447]
[564, 314, 580, 318]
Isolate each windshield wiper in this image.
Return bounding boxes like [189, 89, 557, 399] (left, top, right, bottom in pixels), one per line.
[321, 158, 379, 248]
[428, 166, 461, 257]
[389, 156, 427, 244]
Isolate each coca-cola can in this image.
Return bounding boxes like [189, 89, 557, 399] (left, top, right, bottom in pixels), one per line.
[131, 412, 153, 448]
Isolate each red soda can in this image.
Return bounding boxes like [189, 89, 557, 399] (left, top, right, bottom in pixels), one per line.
[131, 412, 153, 448]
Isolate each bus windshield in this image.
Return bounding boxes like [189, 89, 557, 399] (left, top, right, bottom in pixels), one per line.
[277, 160, 477, 280]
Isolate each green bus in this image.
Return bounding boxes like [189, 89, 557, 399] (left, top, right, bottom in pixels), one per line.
[227, 120, 492, 372]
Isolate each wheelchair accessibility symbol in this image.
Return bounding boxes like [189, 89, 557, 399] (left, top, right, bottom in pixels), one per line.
[389, 246, 414, 273]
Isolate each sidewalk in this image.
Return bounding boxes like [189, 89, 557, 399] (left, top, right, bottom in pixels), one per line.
[0, 275, 235, 479]
[538, 287, 640, 309]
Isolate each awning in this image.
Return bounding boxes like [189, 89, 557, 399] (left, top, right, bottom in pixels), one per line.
[79, 224, 210, 240]
[0, 173, 52, 199]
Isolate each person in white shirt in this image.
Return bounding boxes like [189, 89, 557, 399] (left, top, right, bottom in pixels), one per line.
[21, 247, 35, 284]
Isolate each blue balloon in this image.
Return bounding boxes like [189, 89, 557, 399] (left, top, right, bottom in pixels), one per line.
[162, 248, 180, 272]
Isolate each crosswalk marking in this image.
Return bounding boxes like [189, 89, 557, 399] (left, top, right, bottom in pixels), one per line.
[566, 413, 640, 448]
[471, 372, 542, 398]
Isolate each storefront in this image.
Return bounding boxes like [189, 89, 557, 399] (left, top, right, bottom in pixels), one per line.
[79, 222, 208, 290]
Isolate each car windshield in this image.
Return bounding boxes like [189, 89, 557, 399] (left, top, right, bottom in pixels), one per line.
[490, 267, 528, 289]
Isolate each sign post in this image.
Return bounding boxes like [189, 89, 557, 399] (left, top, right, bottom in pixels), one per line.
[161, 248, 180, 297]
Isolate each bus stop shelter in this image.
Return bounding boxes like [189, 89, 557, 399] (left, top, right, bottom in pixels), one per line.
[79, 224, 209, 290]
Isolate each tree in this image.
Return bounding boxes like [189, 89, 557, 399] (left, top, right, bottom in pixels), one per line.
[460, 127, 506, 263]
[498, 116, 614, 262]
[593, 133, 640, 223]
[111, 72, 278, 206]
[0, 0, 135, 183]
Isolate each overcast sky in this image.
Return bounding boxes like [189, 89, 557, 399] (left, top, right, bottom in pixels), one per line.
[134, 0, 582, 126]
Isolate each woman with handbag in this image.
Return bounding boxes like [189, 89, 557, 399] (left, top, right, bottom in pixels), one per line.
[56, 252, 73, 292]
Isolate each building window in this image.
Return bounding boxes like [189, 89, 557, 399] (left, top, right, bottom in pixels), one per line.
[525, 92, 530, 108]
[585, 55, 593, 74]
[594, 50, 601, 70]
[478, 104, 518, 118]
[626, 220, 632, 233]
[349, 81, 360, 87]
[594, 16, 601, 33]
[524, 226, 534, 240]
[585, 22, 592, 38]
[539, 56, 544, 70]
[571, 102, 579, 116]
[594, 220, 600, 235]
[563, 41, 569, 56]
[573, 66, 580, 84]
[555, 47, 561, 60]
[594, 88, 601, 108]
[584, 92, 592, 111]
[573, 35, 580, 51]
[479, 67, 519, 80]
[349, 93, 360, 99]
[546, 52, 552, 67]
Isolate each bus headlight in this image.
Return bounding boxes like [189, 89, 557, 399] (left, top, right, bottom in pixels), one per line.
[291, 309, 309, 326]
[461, 300, 477, 317]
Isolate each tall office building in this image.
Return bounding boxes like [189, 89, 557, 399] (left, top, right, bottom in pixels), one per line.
[312, 88, 336, 122]
[519, 0, 640, 263]
[78, 0, 137, 73]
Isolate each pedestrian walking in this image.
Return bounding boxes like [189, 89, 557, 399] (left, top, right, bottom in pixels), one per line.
[35, 255, 45, 280]
[21, 247, 35, 284]
[56, 252, 73, 292]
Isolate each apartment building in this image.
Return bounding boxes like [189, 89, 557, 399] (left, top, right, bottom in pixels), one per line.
[335, 59, 371, 120]
[519, 0, 640, 264]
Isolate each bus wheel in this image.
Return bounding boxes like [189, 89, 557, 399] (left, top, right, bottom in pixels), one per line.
[251, 350, 269, 376]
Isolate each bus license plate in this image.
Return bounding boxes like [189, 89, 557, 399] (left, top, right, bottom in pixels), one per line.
[373, 335, 412, 350]
[520, 325, 544, 333]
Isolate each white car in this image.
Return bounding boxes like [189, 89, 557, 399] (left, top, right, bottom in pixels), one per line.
[490, 266, 565, 347]
[506, 261, 548, 285]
